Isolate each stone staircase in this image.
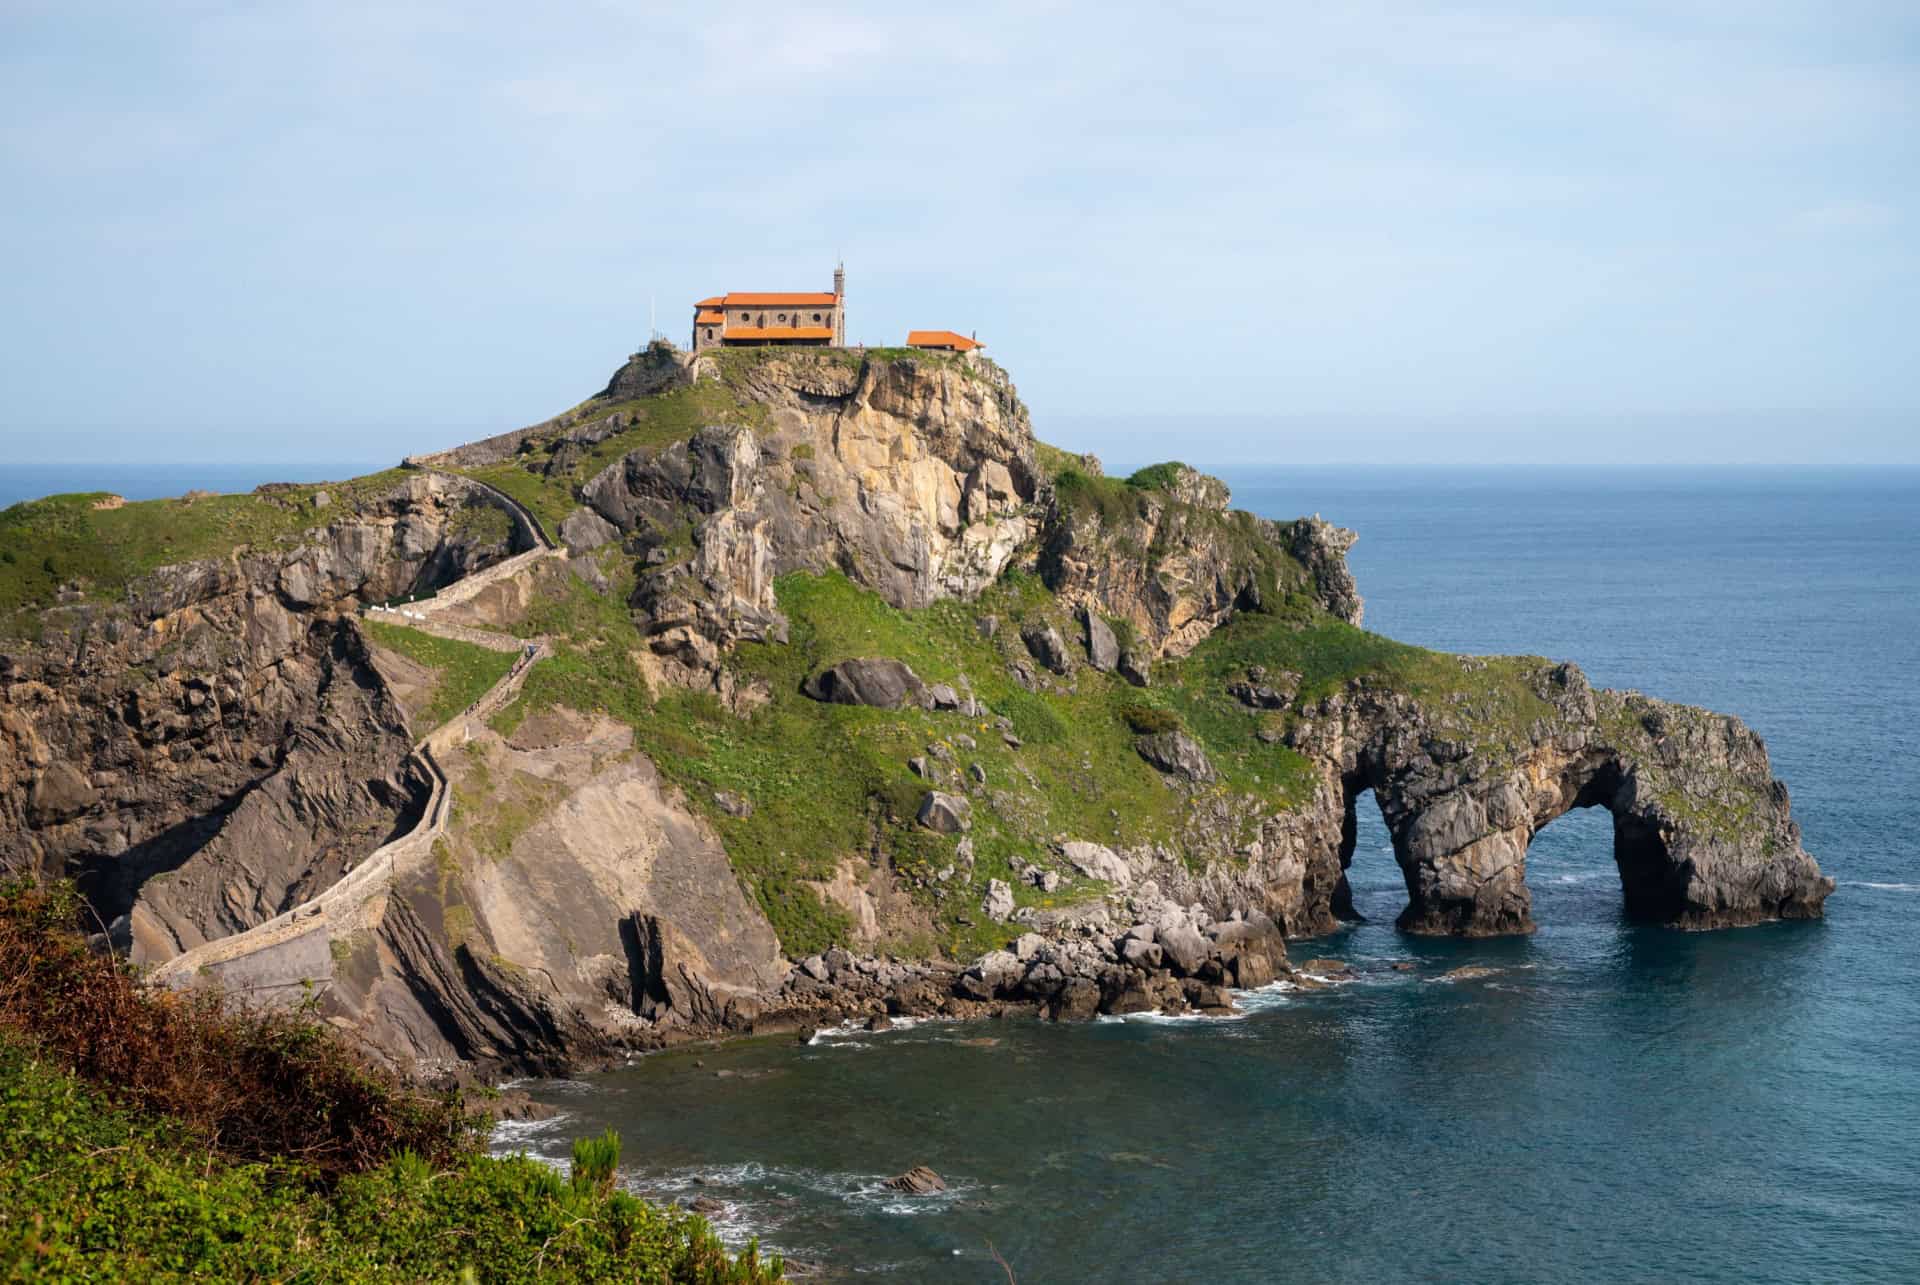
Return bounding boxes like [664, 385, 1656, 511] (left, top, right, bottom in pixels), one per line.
[148, 510, 556, 1000]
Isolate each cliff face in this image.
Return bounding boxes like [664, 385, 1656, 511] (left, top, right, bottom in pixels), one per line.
[0, 344, 1833, 1077]
[0, 472, 530, 960]
[580, 353, 1043, 673]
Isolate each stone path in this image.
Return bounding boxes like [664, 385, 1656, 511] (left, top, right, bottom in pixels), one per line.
[148, 475, 560, 999]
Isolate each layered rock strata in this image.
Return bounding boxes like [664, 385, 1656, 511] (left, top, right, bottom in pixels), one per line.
[0, 472, 530, 961]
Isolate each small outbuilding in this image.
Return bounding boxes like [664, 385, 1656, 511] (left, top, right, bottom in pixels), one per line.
[905, 330, 983, 354]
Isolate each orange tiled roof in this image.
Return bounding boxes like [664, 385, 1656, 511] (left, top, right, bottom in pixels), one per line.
[906, 330, 982, 351]
[724, 326, 834, 341]
[711, 292, 838, 307]
[694, 295, 725, 308]
[695, 310, 725, 324]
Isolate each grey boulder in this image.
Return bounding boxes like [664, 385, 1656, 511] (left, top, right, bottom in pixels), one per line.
[1081, 610, 1119, 672]
[1020, 621, 1073, 675]
[802, 658, 925, 709]
[916, 791, 973, 834]
[1134, 730, 1217, 782]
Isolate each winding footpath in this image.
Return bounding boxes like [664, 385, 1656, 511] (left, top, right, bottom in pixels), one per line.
[149, 472, 564, 999]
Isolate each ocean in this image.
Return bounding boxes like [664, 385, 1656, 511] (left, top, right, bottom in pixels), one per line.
[11, 461, 1917, 1281]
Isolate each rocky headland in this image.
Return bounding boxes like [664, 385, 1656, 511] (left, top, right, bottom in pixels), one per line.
[0, 342, 1833, 1079]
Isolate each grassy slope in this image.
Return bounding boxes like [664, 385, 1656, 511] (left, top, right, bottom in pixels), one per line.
[474, 546, 1555, 960]
[362, 619, 520, 732]
[427, 346, 1563, 956]
[0, 470, 410, 627]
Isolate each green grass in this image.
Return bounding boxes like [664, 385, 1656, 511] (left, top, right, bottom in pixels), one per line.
[469, 555, 1512, 957]
[1165, 607, 1560, 769]
[1051, 467, 1151, 526]
[482, 564, 1284, 956]
[449, 499, 515, 545]
[0, 880, 784, 1280]
[0, 1039, 783, 1282]
[361, 619, 519, 732]
[1123, 461, 1190, 491]
[0, 470, 410, 625]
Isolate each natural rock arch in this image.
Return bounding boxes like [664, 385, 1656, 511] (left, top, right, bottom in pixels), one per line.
[1303, 664, 1832, 937]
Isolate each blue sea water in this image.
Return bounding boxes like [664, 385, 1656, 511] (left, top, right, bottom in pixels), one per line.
[13, 461, 1914, 1279]
[0, 459, 393, 511]
[492, 467, 1920, 1282]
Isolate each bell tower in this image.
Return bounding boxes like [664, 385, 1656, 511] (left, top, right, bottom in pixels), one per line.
[832, 261, 846, 346]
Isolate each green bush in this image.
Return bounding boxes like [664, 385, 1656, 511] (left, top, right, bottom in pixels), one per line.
[571, 1128, 621, 1197]
[1119, 701, 1182, 735]
[1123, 461, 1189, 492]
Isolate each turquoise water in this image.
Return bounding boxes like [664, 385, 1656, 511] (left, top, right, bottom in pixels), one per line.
[495, 468, 1920, 1282]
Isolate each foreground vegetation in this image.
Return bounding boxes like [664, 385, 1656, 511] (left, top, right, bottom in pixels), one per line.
[0, 883, 784, 1283]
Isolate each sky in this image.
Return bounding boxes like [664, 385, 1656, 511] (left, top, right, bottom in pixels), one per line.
[1, 0, 1916, 475]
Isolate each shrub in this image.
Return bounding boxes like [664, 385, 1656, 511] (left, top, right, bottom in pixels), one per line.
[571, 1128, 621, 1197]
[1124, 461, 1189, 492]
[1120, 702, 1182, 736]
[0, 880, 476, 1180]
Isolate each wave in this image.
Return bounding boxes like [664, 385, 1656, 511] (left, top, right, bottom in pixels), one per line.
[807, 1013, 958, 1046]
[488, 1112, 575, 1154]
[1844, 881, 1920, 892]
[1094, 1007, 1250, 1026]
[632, 1159, 980, 1229]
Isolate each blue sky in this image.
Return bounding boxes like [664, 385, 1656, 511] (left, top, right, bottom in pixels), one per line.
[1, 1, 1915, 474]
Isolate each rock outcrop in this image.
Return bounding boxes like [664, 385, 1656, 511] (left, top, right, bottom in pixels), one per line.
[582, 354, 1041, 672]
[321, 715, 787, 1071]
[0, 472, 531, 962]
[1038, 467, 1363, 660]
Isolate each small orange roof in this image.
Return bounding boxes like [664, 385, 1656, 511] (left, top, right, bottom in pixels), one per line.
[906, 330, 982, 352]
[719, 292, 839, 307]
[724, 326, 834, 341]
[695, 310, 725, 324]
[694, 295, 725, 308]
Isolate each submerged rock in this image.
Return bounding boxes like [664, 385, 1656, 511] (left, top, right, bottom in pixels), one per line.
[884, 1166, 947, 1195]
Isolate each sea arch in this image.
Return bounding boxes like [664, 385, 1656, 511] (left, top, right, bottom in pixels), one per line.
[1314, 672, 1830, 936]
